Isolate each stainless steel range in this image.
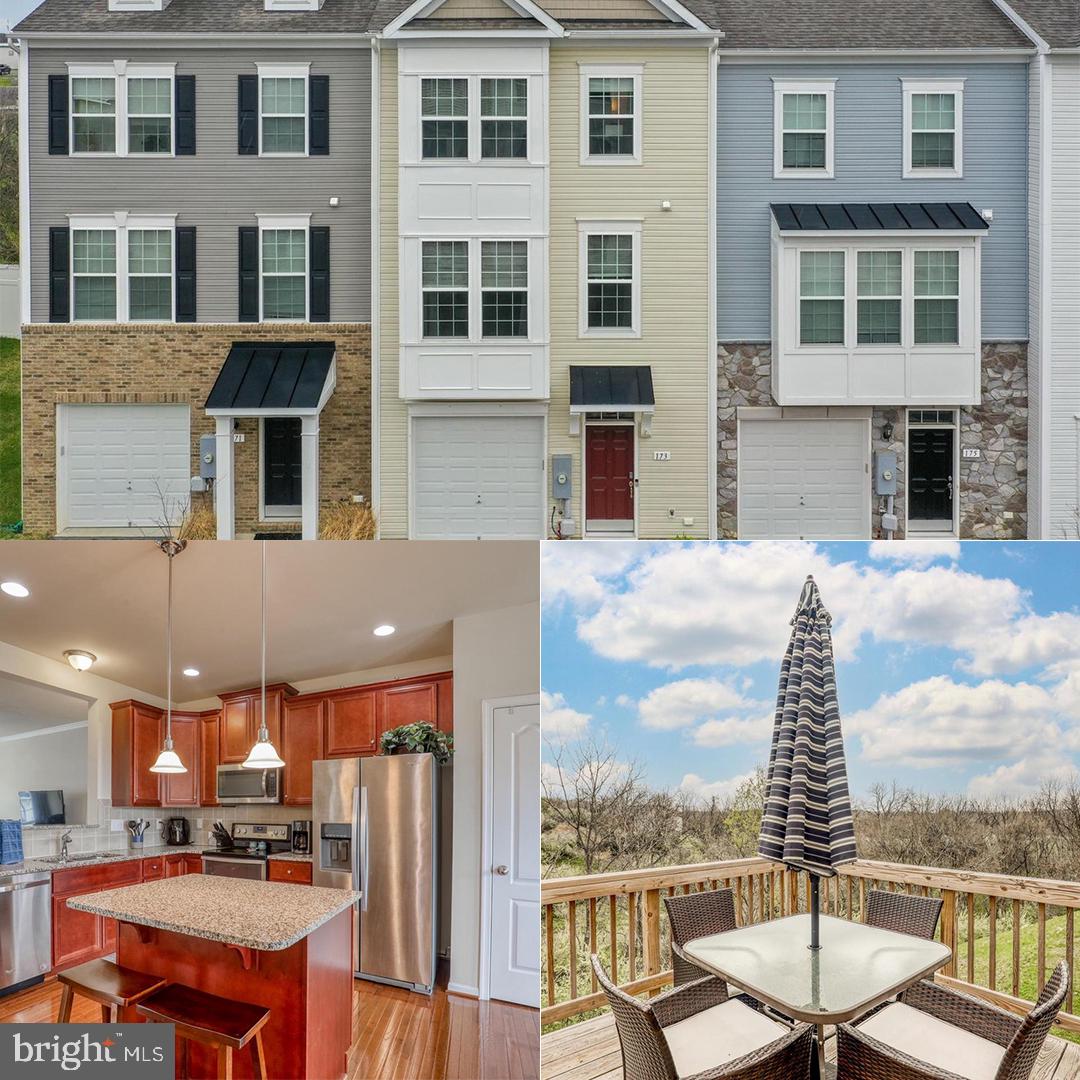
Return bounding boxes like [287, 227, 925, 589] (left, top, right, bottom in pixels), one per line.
[201, 822, 291, 881]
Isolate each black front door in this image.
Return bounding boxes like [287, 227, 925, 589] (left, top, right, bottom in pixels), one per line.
[264, 417, 302, 509]
[909, 428, 954, 524]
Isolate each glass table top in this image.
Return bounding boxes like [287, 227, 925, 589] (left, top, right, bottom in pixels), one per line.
[683, 913, 952, 1024]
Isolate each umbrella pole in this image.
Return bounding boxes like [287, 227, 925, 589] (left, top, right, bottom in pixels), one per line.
[809, 875, 821, 950]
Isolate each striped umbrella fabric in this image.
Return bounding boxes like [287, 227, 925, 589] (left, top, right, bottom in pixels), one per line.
[758, 576, 857, 881]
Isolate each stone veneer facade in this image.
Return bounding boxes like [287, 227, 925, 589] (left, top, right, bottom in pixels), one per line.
[20, 323, 371, 536]
[717, 342, 1028, 540]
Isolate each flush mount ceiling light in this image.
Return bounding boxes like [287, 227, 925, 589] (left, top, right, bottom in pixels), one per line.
[373, 625, 396, 637]
[150, 539, 188, 776]
[63, 650, 97, 673]
[182, 668, 200, 678]
[243, 541, 285, 770]
[1, 582, 30, 598]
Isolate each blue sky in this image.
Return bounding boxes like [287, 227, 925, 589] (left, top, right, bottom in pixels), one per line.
[0, 0, 36, 31]
[542, 541, 1080, 802]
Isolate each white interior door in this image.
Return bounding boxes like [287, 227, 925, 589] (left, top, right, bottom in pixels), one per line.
[488, 700, 541, 1006]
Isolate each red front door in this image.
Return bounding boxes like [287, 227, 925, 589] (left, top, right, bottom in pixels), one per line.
[586, 425, 634, 527]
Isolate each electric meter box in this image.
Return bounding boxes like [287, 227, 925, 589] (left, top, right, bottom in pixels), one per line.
[199, 434, 217, 480]
[551, 455, 572, 500]
[874, 451, 897, 496]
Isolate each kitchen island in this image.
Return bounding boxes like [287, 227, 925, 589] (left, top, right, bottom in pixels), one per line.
[69, 875, 359, 1080]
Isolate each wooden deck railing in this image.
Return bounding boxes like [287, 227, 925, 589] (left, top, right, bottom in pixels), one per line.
[541, 857, 1080, 1034]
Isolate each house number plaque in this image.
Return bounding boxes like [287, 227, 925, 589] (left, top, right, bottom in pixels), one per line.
[961, 447, 981, 460]
[653, 451, 671, 461]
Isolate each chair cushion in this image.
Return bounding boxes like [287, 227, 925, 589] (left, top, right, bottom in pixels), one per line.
[663, 998, 788, 1077]
[857, 1002, 1006, 1080]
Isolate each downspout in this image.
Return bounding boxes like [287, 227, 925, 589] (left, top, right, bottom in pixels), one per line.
[17, 38, 29, 530]
[1036, 49, 1052, 539]
[370, 36, 382, 537]
[707, 36, 719, 539]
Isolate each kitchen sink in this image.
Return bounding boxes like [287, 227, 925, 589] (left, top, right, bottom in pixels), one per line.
[38, 852, 113, 864]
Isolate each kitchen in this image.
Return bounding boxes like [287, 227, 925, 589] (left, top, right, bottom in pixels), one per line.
[0, 541, 541, 1079]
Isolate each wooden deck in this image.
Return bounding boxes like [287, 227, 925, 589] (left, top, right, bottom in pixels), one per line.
[541, 1013, 1080, 1080]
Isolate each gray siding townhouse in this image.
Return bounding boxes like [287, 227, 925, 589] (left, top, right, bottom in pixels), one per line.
[713, 0, 1036, 540]
[15, 0, 374, 539]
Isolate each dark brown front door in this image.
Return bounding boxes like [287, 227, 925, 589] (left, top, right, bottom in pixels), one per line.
[586, 425, 634, 529]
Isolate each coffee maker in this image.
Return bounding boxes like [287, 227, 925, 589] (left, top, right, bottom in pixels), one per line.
[162, 817, 190, 846]
[291, 820, 312, 854]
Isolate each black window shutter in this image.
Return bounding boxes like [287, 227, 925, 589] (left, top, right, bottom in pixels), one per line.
[309, 227, 330, 323]
[48, 75, 69, 156]
[175, 76, 196, 156]
[239, 226, 259, 322]
[175, 226, 197, 322]
[309, 75, 330, 156]
[49, 227, 70, 323]
[238, 75, 259, 155]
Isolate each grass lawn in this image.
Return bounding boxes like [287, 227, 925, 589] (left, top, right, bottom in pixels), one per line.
[0, 337, 19, 527]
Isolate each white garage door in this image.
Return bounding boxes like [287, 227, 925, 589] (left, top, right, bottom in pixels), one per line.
[59, 405, 190, 530]
[412, 415, 544, 539]
[739, 417, 870, 539]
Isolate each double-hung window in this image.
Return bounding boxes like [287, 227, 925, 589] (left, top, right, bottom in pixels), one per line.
[69, 64, 175, 156]
[73, 229, 118, 320]
[581, 66, 642, 164]
[773, 80, 835, 178]
[481, 241, 528, 337]
[71, 77, 117, 153]
[422, 240, 469, 338]
[914, 251, 960, 344]
[579, 223, 641, 337]
[261, 226, 308, 321]
[127, 76, 172, 154]
[480, 79, 527, 159]
[857, 251, 902, 344]
[903, 80, 963, 178]
[799, 251, 845, 345]
[421, 78, 468, 160]
[260, 67, 308, 155]
[128, 229, 173, 320]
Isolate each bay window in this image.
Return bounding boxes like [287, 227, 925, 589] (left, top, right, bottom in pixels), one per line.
[799, 251, 845, 345]
[857, 251, 902, 344]
[914, 250, 960, 344]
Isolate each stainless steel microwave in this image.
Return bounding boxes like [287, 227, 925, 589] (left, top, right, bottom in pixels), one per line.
[216, 764, 281, 804]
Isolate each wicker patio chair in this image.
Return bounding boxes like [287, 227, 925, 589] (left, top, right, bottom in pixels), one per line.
[664, 889, 738, 986]
[591, 954, 814, 1080]
[864, 890, 944, 941]
[836, 960, 1069, 1080]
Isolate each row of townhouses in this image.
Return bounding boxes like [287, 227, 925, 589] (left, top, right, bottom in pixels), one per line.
[12, 0, 1079, 541]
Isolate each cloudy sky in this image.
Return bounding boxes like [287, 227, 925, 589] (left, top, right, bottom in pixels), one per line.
[542, 541, 1080, 803]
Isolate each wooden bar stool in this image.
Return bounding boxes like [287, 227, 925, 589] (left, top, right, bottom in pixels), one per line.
[56, 958, 168, 1023]
[137, 983, 271, 1080]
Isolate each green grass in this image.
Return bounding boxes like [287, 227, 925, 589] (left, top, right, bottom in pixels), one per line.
[0, 337, 19, 527]
[0, 76, 13, 88]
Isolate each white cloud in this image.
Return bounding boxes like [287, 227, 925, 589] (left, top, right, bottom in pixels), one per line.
[679, 771, 756, 803]
[541, 690, 590, 742]
[541, 542, 648, 609]
[615, 694, 633, 708]
[692, 713, 774, 748]
[967, 755, 1079, 800]
[636, 677, 760, 731]
[867, 540, 960, 566]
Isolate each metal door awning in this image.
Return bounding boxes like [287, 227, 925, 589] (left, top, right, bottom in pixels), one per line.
[205, 342, 336, 417]
[569, 365, 655, 413]
[770, 202, 990, 232]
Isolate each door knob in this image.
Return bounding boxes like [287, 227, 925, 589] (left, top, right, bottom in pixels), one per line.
[495, 865, 509, 876]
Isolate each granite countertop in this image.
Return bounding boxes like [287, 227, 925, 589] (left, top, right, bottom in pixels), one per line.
[68, 875, 360, 951]
[0, 845, 199, 882]
[268, 852, 314, 863]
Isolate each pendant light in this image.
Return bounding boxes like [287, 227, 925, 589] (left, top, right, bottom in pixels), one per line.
[150, 539, 188, 775]
[242, 540, 285, 769]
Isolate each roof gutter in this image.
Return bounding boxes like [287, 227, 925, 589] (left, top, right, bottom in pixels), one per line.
[562, 28, 721, 39]
[12, 31, 375, 45]
[717, 46, 1035, 57]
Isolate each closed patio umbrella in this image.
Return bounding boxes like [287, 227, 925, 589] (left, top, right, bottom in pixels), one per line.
[758, 575, 856, 950]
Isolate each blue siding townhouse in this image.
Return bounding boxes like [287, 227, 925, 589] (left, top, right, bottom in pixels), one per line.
[713, 0, 1036, 540]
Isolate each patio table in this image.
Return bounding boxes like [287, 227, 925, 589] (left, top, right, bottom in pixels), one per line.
[682, 912, 952, 1077]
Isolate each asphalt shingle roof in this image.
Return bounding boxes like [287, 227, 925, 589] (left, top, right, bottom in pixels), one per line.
[1005, 0, 1080, 46]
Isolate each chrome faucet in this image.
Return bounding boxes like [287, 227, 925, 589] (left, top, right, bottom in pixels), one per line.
[59, 830, 72, 862]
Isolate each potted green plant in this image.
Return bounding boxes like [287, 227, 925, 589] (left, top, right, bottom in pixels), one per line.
[379, 721, 454, 764]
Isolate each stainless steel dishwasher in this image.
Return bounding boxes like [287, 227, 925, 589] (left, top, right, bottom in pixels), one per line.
[0, 871, 52, 994]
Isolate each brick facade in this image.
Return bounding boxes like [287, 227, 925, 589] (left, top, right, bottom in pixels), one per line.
[21, 322, 371, 535]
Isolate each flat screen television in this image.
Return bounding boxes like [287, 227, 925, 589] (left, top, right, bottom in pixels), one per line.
[18, 790, 66, 825]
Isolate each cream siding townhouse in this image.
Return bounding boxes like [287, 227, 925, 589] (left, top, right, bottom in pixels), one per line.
[370, 0, 720, 539]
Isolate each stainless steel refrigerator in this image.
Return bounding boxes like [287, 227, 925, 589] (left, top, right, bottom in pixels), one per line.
[312, 754, 437, 994]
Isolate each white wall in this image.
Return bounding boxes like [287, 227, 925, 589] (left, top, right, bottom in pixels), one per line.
[0, 728, 88, 822]
[0, 265, 20, 338]
[449, 601, 540, 996]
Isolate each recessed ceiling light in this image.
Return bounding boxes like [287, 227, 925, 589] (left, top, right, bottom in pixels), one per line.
[64, 650, 97, 672]
[373, 625, 396, 637]
[1, 582, 30, 598]
[182, 668, 200, 678]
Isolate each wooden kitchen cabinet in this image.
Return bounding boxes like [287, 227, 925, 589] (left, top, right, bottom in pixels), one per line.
[164, 853, 188, 878]
[282, 696, 324, 805]
[324, 688, 378, 757]
[51, 860, 142, 972]
[183, 854, 203, 875]
[268, 859, 312, 885]
[110, 701, 164, 808]
[161, 713, 199, 807]
[378, 680, 439, 736]
[218, 684, 296, 764]
[199, 710, 220, 806]
[142, 856, 164, 881]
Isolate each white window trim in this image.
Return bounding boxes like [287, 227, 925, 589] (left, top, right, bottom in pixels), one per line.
[856, 249, 903, 346]
[902, 78, 964, 180]
[579, 64, 643, 167]
[914, 249, 961, 346]
[419, 76, 470, 163]
[68, 212, 177, 324]
[578, 220, 643, 339]
[797, 249, 845, 346]
[479, 77, 529, 162]
[257, 213, 311, 323]
[68, 61, 177, 159]
[418, 237, 535, 343]
[256, 63, 310, 159]
[773, 78, 835, 180]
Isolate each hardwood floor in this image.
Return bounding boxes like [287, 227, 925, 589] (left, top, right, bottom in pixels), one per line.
[0, 964, 541, 1080]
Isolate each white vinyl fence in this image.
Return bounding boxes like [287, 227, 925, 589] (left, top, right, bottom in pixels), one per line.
[0, 264, 19, 338]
